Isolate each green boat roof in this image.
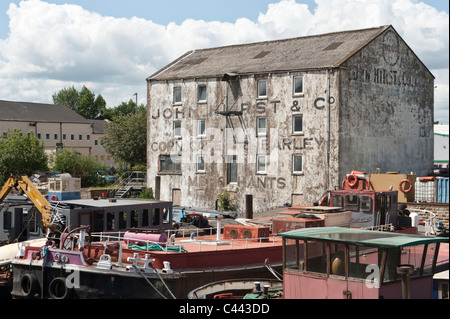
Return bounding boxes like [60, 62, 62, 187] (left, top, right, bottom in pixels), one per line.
[279, 227, 449, 248]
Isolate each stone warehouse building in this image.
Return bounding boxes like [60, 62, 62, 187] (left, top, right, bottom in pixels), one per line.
[146, 25, 434, 212]
[0, 100, 114, 167]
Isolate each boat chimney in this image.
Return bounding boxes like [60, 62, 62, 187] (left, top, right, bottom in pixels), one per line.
[397, 264, 414, 299]
[216, 216, 223, 241]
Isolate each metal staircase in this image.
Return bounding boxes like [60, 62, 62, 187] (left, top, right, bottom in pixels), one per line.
[215, 73, 249, 145]
[108, 171, 147, 198]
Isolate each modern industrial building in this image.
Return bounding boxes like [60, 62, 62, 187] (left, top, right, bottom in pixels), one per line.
[146, 25, 435, 212]
[0, 100, 114, 167]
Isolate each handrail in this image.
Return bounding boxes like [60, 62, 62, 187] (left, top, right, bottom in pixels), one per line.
[89, 231, 281, 254]
[107, 171, 147, 197]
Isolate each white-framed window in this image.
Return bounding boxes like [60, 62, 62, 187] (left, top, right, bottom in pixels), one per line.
[257, 155, 266, 174]
[293, 76, 303, 95]
[198, 85, 207, 102]
[292, 114, 303, 134]
[197, 119, 206, 137]
[45, 133, 50, 140]
[173, 120, 181, 138]
[71, 134, 75, 141]
[293, 154, 303, 174]
[173, 87, 182, 104]
[54, 133, 58, 141]
[62, 134, 66, 141]
[257, 79, 267, 98]
[257, 117, 266, 136]
[79, 134, 83, 141]
[196, 155, 205, 172]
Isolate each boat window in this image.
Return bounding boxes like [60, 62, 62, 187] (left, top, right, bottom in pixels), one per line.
[383, 248, 401, 282]
[361, 196, 372, 212]
[153, 208, 160, 226]
[330, 243, 346, 276]
[375, 195, 384, 211]
[3, 211, 11, 230]
[28, 210, 39, 234]
[348, 245, 380, 281]
[142, 209, 149, 227]
[399, 244, 428, 278]
[131, 210, 139, 228]
[284, 239, 304, 270]
[93, 211, 104, 232]
[422, 243, 437, 276]
[386, 195, 392, 210]
[106, 212, 115, 231]
[163, 207, 170, 224]
[119, 211, 127, 229]
[307, 241, 327, 274]
[345, 194, 359, 211]
[332, 194, 343, 208]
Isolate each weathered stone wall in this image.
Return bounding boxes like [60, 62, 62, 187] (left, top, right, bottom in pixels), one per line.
[147, 27, 434, 214]
[147, 70, 340, 213]
[338, 28, 435, 181]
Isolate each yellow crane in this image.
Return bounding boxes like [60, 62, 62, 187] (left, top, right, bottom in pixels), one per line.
[0, 174, 63, 234]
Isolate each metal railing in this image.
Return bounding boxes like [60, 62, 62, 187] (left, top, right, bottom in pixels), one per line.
[89, 230, 281, 254]
[107, 171, 146, 198]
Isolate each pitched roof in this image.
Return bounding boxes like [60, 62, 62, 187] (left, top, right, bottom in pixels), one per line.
[0, 100, 90, 124]
[148, 25, 391, 81]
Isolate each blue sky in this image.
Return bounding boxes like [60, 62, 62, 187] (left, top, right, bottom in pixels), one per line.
[1, 0, 447, 38]
[0, 0, 317, 35]
[0, 0, 448, 124]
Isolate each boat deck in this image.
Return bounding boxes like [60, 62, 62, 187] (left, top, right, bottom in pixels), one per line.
[170, 234, 283, 253]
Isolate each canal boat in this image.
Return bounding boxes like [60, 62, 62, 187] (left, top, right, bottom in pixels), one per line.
[10, 218, 283, 299]
[279, 227, 448, 299]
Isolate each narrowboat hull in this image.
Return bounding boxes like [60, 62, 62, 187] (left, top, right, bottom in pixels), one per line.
[11, 260, 282, 299]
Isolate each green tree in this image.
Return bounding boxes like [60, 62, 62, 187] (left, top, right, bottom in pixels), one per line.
[101, 109, 147, 168]
[52, 86, 79, 112]
[54, 149, 103, 187]
[52, 85, 106, 120]
[101, 99, 146, 121]
[0, 129, 48, 184]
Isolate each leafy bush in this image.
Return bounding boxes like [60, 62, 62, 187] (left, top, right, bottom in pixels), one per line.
[0, 129, 48, 184]
[136, 188, 154, 199]
[54, 149, 103, 187]
[217, 189, 235, 211]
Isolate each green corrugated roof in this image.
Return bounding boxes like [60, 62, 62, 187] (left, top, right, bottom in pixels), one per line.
[279, 227, 449, 248]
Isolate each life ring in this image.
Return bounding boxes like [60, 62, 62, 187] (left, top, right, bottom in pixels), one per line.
[20, 274, 39, 298]
[399, 179, 412, 193]
[50, 195, 58, 201]
[48, 277, 71, 299]
[346, 174, 358, 187]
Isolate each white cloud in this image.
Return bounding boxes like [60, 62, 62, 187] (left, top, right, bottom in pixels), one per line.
[0, 0, 448, 123]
